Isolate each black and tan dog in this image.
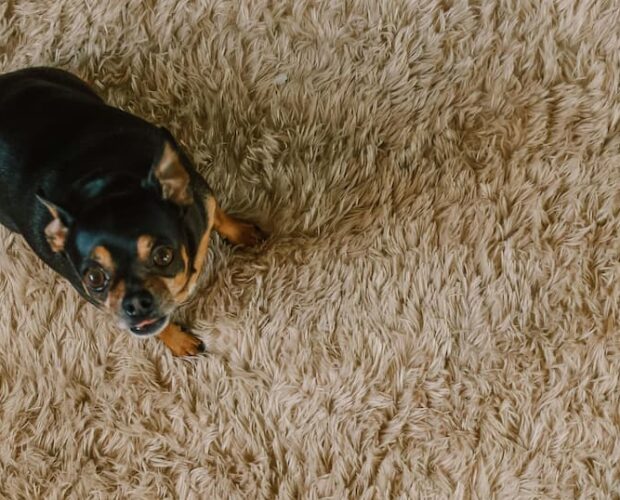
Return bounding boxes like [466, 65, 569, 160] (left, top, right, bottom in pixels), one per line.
[0, 67, 265, 356]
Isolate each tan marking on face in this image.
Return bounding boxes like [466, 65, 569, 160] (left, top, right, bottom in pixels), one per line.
[136, 235, 155, 263]
[91, 246, 115, 272]
[104, 279, 125, 311]
[150, 195, 215, 306]
[161, 245, 190, 301]
[142, 273, 182, 317]
[144, 275, 169, 298]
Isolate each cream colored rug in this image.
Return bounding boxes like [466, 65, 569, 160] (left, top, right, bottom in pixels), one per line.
[1, 1, 619, 498]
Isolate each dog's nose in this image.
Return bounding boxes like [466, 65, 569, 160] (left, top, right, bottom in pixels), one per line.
[122, 290, 154, 317]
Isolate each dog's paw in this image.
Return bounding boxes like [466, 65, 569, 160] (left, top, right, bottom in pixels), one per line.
[213, 208, 268, 247]
[235, 221, 268, 247]
[158, 323, 205, 357]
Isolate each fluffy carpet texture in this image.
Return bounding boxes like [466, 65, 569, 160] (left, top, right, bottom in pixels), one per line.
[1, 0, 619, 498]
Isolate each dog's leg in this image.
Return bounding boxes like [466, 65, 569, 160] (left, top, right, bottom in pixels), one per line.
[158, 323, 205, 356]
[213, 204, 267, 247]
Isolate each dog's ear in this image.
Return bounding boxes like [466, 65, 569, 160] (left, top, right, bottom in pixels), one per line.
[36, 193, 73, 253]
[144, 130, 193, 206]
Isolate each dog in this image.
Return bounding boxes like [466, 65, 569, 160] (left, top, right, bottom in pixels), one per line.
[0, 67, 266, 356]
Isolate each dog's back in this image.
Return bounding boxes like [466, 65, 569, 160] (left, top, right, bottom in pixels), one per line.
[0, 67, 161, 234]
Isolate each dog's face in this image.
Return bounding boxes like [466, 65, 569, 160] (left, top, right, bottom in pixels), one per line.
[38, 140, 200, 337]
[72, 192, 192, 336]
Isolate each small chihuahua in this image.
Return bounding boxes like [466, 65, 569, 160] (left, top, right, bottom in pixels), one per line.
[0, 67, 266, 356]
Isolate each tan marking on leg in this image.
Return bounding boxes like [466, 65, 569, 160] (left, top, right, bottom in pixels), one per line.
[136, 235, 155, 263]
[213, 207, 266, 247]
[91, 246, 115, 272]
[158, 323, 204, 356]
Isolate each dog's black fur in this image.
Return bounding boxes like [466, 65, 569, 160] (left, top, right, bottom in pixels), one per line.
[0, 67, 264, 354]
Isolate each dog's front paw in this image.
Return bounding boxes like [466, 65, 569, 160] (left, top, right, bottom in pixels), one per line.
[213, 207, 268, 247]
[158, 323, 205, 356]
[234, 221, 268, 247]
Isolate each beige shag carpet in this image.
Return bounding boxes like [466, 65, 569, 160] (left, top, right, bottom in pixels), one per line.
[1, 0, 620, 498]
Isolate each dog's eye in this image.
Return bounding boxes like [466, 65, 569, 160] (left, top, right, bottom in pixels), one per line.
[152, 246, 174, 267]
[84, 266, 108, 292]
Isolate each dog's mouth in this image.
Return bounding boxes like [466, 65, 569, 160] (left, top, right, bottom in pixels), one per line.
[128, 315, 169, 336]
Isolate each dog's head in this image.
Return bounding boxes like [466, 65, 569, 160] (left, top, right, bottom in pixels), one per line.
[37, 134, 205, 337]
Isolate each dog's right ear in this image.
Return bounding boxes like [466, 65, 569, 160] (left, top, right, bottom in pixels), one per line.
[36, 193, 74, 253]
[143, 130, 193, 207]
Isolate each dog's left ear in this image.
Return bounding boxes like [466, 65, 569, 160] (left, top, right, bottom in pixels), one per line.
[144, 130, 193, 206]
[36, 193, 74, 253]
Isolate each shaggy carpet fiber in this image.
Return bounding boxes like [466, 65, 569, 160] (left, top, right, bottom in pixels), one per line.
[1, 0, 620, 498]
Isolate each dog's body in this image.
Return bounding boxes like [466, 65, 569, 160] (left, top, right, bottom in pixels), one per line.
[0, 67, 264, 356]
